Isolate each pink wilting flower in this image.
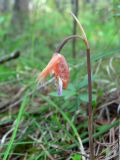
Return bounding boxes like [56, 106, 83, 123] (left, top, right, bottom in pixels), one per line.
[37, 53, 69, 96]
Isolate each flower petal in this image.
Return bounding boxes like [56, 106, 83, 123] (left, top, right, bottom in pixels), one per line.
[58, 77, 63, 96]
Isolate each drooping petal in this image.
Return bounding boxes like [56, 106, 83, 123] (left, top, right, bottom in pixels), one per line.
[54, 54, 69, 89]
[58, 77, 63, 96]
[37, 54, 61, 83]
[37, 53, 69, 95]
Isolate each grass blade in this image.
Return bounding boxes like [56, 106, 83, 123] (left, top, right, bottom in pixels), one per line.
[3, 96, 28, 160]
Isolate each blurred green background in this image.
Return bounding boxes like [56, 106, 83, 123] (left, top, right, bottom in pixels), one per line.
[0, 0, 120, 159]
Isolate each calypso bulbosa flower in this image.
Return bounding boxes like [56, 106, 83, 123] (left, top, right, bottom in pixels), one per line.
[37, 53, 69, 96]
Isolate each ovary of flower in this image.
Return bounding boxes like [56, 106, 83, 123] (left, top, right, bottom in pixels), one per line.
[37, 53, 69, 91]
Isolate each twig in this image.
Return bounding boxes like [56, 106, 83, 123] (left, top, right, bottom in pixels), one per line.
[0, 86, 27, 113]
[0, 51, 20, 65]
[71, 0, 79, 58]
[0, 78, 54, 113]
[97, 98, 120, 111]
[40, 144, 55, 160]
[29, 132, 55, 160]
[0, 121, 16, 151]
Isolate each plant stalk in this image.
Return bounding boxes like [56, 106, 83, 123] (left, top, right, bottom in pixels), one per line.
[55, 35, 83, 53]
[86, 47, 94, 160]
[71, 12, 94, 159]
[56, 35, 94, 160]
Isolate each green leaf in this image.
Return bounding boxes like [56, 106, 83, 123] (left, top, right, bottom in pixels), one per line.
[79, 93, 88, 102]
[114, 13, 120, 17]
[72, 154, 82, 160]
[49, 83, 76, 99]
[78, 75, 96, 89]
[0, 16, 5, 24]
[79, 93, 97, 105]
[50, 90, 76, 98]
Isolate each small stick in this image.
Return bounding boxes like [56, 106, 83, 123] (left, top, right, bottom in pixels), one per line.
[0, 51, 20, 65]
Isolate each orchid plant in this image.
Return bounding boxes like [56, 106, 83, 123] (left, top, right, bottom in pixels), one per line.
[37, 13, 94, 160]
